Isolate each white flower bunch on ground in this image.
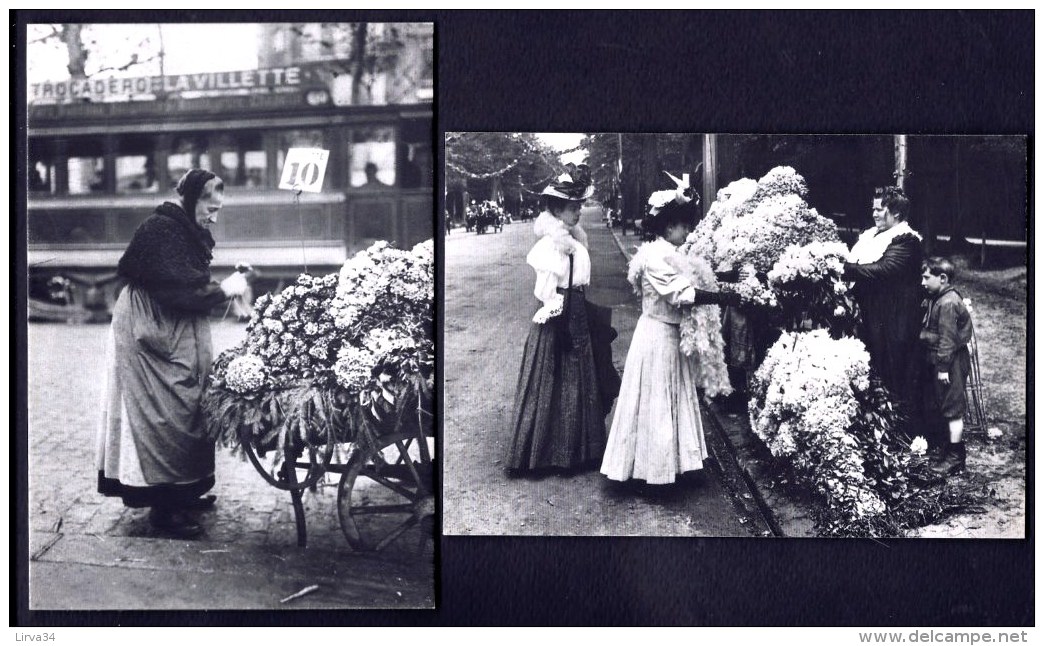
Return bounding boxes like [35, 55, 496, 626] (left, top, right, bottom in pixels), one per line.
[332, 344, 380, 393]
[909, 436, 929, 455]
[750, 330, 885, 519]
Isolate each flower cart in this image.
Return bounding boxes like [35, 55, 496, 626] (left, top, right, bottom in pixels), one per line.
[203, 241, 435, 553]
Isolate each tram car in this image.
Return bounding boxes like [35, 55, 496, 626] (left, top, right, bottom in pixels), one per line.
[26, 61, 433, 321]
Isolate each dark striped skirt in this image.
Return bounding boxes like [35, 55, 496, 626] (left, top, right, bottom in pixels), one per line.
[506, 289, 606, 472]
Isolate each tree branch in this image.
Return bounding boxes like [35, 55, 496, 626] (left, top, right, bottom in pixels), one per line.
[91, 52, 160, 76]
[27, 24, 61, 44]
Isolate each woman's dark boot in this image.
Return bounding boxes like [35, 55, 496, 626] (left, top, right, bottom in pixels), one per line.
[181, 495, 217, 511]
[930, 442, 966, 476]
[149, 506, 203, 539]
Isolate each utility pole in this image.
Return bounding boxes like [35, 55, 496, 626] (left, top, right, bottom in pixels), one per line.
[703, 133, 718, 216]
[894, 134, 908, 189]
[616, 133, 623, 222]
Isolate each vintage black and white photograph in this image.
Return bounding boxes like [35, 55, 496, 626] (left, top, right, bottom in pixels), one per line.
[25, 21, 435, 609]
[443, 132, 1027, 539]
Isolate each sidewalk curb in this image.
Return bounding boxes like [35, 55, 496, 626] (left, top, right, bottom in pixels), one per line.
[606, 225, 814, 538]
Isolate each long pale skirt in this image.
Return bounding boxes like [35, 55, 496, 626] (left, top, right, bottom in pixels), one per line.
[600, 315, 708, 484]
[95, 285, 216, 507]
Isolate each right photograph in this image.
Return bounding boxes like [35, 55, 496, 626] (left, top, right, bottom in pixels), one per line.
[443, 132, 1028, 539]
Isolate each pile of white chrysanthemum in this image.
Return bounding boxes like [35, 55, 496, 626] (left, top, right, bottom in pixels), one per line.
[329, 240, 434, 397]
[217, 239, 433, 399]
[750, 330, 887, 519]
[767, 241, 850, 287]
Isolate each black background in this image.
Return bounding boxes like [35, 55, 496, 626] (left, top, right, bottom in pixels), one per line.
[13, 9, 1033, 627]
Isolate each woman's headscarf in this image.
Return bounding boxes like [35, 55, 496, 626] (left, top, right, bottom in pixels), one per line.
[176, 169, 219, 220]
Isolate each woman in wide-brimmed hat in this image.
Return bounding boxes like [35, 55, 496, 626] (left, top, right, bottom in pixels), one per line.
[96, 169, 249, 538]
[505, 164, 608, 474]
[600, 175, 739, 485]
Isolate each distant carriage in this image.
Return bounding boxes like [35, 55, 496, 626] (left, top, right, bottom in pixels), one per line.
[473, 205, 503, 234]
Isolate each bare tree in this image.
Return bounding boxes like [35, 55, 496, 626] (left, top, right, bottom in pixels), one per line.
[28, 23, 164, 85]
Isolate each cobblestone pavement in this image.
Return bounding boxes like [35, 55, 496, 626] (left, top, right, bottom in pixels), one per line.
[26, 320, 434, 610]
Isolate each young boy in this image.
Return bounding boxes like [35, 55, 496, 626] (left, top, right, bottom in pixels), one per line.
[919, 256, 975, 475]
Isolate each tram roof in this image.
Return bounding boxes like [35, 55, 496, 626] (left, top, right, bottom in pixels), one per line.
[28, 96, 432, 137]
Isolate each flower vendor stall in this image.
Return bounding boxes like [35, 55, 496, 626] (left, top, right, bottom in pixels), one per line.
[683, 167, 973, 536]
[201, 240, 435, 552]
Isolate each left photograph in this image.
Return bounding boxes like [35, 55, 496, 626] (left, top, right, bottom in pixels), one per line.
[24, 21, 435, 609]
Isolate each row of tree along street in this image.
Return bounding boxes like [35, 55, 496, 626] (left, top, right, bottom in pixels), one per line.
[447, 133, 1026, 263]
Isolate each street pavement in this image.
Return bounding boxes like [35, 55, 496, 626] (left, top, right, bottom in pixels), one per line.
[25, 320, 434, 610]
[443, 206, 757, 537]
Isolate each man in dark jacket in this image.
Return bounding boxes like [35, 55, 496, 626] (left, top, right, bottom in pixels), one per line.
[843, 187, 924, 418]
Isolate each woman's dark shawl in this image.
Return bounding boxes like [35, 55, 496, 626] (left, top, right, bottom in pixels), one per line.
[117, 201, 225, 313]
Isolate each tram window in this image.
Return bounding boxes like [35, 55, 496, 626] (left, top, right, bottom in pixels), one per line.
[276, 130, 325, 166]
[116, 156, 158, 193]
[219, 152, 239, 183]
[350, 126, 396, 189]
[29, 140, 56, 193]
[167, 151, 212, 186]
[397, 144, 426, 189]
[399, 119, 431, 189]
[215, 134, 266, 188]
[67, 157, 105, 195]
[168, 136, 212, 186]
[29, 160, 55, 193]
[244, 151, 266, 188]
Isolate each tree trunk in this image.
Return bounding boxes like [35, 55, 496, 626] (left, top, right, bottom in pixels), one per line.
[350, 23, 368, 105]
[62, 24, 87, 80]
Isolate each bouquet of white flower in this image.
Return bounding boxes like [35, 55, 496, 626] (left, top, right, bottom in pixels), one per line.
[766, 241, 860, 334]
[683, 167, 839, 312]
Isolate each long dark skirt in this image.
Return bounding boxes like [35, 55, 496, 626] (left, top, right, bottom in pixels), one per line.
[506, 290, 606, 472]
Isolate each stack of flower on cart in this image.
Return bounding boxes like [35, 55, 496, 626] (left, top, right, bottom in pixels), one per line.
[203, 239, 434, 457]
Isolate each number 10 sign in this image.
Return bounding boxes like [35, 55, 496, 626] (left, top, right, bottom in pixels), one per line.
[279, 148, 330, 193]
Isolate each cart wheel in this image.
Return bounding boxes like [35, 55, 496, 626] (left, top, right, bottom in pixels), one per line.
[337, 432, 435, 555]
[239, 426, 334, 492]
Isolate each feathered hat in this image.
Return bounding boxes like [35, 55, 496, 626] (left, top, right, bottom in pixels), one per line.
[642, 170, 701, 233]
[541, 163, 594, 201]
[646, 170, 699, 215]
